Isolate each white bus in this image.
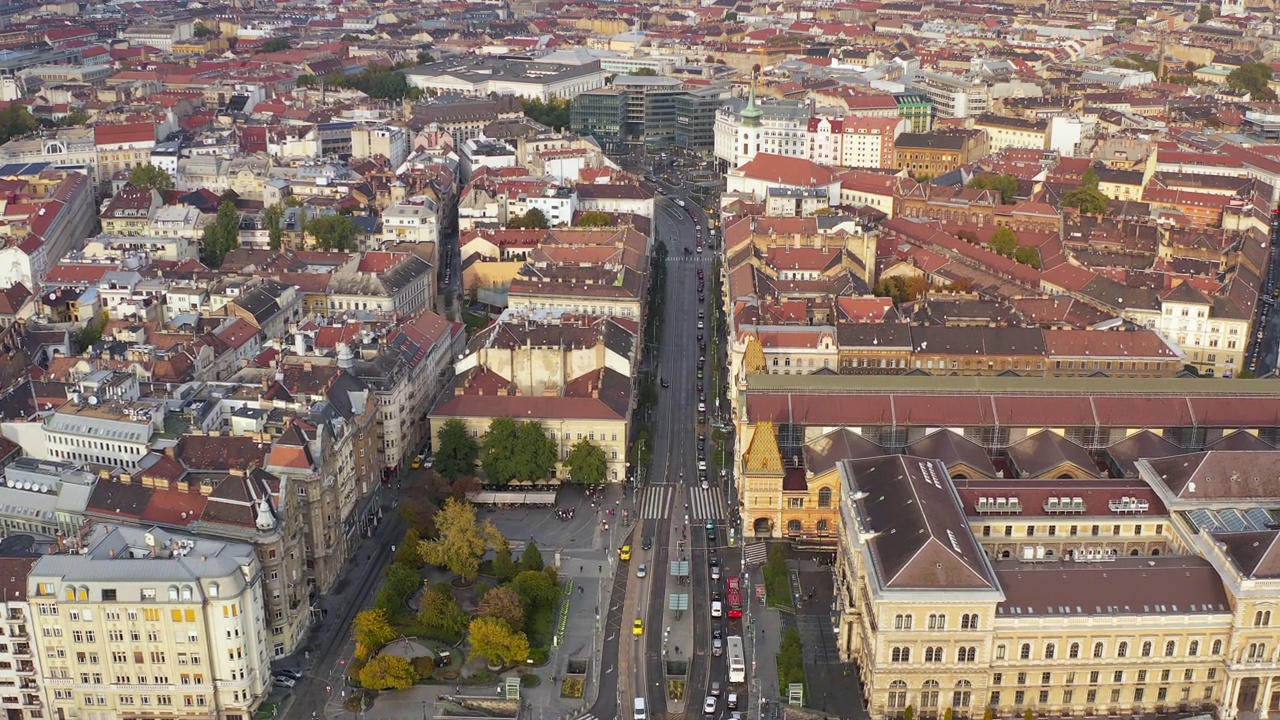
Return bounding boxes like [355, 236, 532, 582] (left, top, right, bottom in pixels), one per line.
[727, 635, 746, 684]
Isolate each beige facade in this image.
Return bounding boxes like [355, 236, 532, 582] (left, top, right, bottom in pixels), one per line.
[832, 450, 1280, 720]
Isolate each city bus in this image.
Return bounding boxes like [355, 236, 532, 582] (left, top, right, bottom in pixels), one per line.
[726, 576, 743, 619]
[726, 636, 746, 684]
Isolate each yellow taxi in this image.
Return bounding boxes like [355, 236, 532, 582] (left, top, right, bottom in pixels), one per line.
[633, 619, 644, 636]
[412, 455, 424, 469]
[619, 545, 632, 561]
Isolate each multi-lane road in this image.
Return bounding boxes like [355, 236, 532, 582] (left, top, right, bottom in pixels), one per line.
[583, 177, 743, 720]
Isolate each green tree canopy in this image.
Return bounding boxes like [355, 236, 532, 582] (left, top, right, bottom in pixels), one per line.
[519, 542, 545, 573]
[966, 173, 1019, 204]
[874, 275, 929, 305]
[262, 203, 285, 251]
[304, 213, 358, 251]
[565, 438, 607, 484]
[629, 67, 658, 76]
[129, 164, 173, 193]
[1081, 165, 1100, 191]
[508, 208, 550, 230]
[989, 226, 1019, 257]
[576, 211, 612, 227]
[199, 199, 241, 268]
[416, 497, 504, 582]
[514, 421, 556, 481]
[1198, 3, 1214, 22]
[57, 107, 89, 127]
[1013, 245, 1041, 268]
[0, 104, 38, 144]
[418, 582, 469, 639]
[358, 654, 417, 690]
[468, 616, 530, 666]
[510, 569, 559, 613]
[435, 418, 479, 479]
[321, 62, 414, 100]
[1062, 187, 1109, 216]
[261, 37, 291, 53]
[520, 97, 572, 130]
[192, 21, 214, 38]
[492, 542, 518, 583]
[1227, 62, 1278, 101]
[481, 417, 521, 485]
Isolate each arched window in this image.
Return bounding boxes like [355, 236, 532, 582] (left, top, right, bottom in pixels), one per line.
[891, 647, 910, 663]
[1069, 642, 1080, 659]
[181, 586, 193, 602]
[960, 613, 978, 630]
[1117, 641, 1129, 658]
[1165, 640, 1176, 657]
[207, 582, 220, 598]
[818, 487, 833, 508]
[888, 681, 908, 709]
[1189, 640, 1200, 657]
[953, 681, 973, 708]
[1093, 642, 1105, 658]
[956, 647, 976, 662]
[168, 586, 179, 601]
[995, 645, 1006, 660]
[1141, 641, 1152, 657]
[1044, 643, 1055, 660]
[925, 647, 938, 663]
[817, 519, 829, 533]
[1212, 639, 1223, 655]
[1020, 643, 1032, 660]
[787, 520, 802, 533]
[928, 614, 946, 630]
[894, 614, 912, 630]
[64, 586, 76, 601]
[921, 680, 940, 708]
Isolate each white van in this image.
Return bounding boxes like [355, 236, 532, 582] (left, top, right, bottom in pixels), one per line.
[634, 698, 647, 720]
[711, 600, 723, 618]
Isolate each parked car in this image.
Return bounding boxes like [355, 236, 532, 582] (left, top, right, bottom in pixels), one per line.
[273, 676, 297, 688]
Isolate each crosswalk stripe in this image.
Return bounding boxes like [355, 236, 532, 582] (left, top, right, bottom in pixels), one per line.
[687, 486, 725, 520]
[640, 486, 671, 519]
[743, 542, 768, 565]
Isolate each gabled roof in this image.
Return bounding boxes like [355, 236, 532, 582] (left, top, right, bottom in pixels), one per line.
[905, 430, 998, 478]
[1006, 430, 1099, 479]
[844, 454, 996, 590]
[803, 428, 882, 476]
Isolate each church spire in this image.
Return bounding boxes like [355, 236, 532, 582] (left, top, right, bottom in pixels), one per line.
[741, 72, 763, 127]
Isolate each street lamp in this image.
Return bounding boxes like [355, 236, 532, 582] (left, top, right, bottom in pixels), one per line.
[423, 700, 428, 720]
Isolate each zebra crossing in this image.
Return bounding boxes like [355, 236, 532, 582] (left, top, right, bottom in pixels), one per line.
[688, 485, 726, 521]
[640, 485, 674, 519]
[743, 542, 769, 565]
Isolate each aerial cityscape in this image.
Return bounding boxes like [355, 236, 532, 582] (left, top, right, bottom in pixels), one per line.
[0, 2, 1278, 720]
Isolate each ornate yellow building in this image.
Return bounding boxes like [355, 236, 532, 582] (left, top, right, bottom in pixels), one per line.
[834, 450, 1280, 720]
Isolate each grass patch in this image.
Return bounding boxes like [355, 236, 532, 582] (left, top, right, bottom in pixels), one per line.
[463, 311, 489, 331]
[253, 702, 279, 720]
[762, 545, 793, 610]
[777, 627, 807, 704]
[561, 676, 585, 698]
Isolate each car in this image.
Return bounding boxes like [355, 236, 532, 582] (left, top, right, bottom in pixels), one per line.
[704, 697, 718, 715]
[423, 456, 434, 469]
[727, 694, 739, 710]
[697, 245, 703, 254]
[698, 310, 705, 319]
[713, 635, 724, 656]
[699, 460, 707, 472]
[634, 619, 644, 635]
[636, 563, 648, 578]
[660, 378, 670, 388]
[697, 383, 704, 393]
[699, 295, 706, 303]
[273, 676, 297, 688]
[706, 524, 718, 541]
[412, 455, 424, 469]
[642, 536, 653, 550]
[697, 369, 704, 379]
[697, 321, 704, 330]
[619, 545, 632, 561]
[276, 668, 303, 680]
[711, 564, 722, 580]
[698, 269, 705, 279]
[711, 681, 723, 697]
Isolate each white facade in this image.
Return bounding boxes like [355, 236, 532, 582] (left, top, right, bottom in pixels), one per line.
[351, 125, 410, 169]
[382, 201, 439, 245]
[1049, 115, 1085, 157]
[405, 60, 607, 102]
[29, 524, 272, 720]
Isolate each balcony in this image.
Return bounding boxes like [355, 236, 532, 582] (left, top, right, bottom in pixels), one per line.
[12, 645, 31, 658]
[15, 664, 34, 676]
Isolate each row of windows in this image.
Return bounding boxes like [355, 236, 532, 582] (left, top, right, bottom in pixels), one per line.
[996, 639, 1222, 661]
[891, 613, 981, 631]
[982, 524, 1165, 538]
[43, 584, 224, 602]
[886, 680, 1214, 709]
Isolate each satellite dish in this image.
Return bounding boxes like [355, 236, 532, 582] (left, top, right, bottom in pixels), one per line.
[88, 396, 98, 405]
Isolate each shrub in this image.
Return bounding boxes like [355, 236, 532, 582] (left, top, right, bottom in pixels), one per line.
[521, 673, 541, 687]
[411, 656, 436, 681]
[561, 677, 585, 698]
